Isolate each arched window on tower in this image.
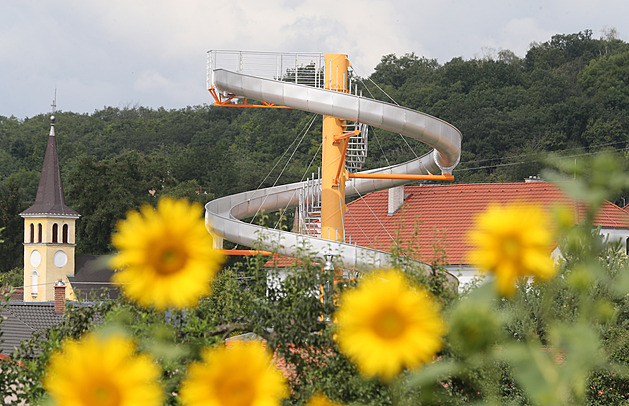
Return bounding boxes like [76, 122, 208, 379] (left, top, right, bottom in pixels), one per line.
[52, 223, 58, 243]
[63, 224, 69, 243]
[31, 270, 39, 298]
[30, 223, 34, 243]
[37, 224, 42, 243]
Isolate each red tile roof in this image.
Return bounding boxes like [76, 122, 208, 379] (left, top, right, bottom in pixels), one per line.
[344, 181, 629, 266]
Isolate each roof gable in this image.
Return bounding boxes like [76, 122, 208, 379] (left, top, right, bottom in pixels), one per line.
[0, 303, 63, 355]
[68, 254, 119, 300]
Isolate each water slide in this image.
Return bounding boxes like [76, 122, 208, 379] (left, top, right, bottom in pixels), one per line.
[205, 69, 462, 270]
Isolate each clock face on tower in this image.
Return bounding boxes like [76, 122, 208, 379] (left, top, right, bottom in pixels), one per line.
[54, 250, 68, 268]
[30, 250, 41, 267]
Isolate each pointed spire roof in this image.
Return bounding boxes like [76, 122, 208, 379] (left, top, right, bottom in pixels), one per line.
[20, 114, 79, 218]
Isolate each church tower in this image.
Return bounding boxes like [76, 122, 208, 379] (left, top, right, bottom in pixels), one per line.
[20, 111, 80, 302]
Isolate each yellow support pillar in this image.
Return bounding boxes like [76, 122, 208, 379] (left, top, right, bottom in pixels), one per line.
[321, 54, 350, 242]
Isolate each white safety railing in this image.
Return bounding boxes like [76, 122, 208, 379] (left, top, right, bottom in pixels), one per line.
[207, 50, 325, 90]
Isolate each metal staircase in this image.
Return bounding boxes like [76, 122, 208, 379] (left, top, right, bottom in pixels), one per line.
[344, 121, 368, 172]
[298, 169, 322, 237]
[297, 118, 367, 238]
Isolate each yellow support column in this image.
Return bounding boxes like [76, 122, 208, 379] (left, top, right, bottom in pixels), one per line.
[321, 54, 350, 242]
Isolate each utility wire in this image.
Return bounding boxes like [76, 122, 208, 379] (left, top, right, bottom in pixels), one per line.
[458, 140, 629, 167]
[455, 146, 629, 173]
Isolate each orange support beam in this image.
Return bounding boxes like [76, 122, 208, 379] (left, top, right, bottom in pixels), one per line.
[320, 54, 351, 243]
[333, 137, 350, 187]
[208, 87, 292, 109]
[333, 129, 360, 142]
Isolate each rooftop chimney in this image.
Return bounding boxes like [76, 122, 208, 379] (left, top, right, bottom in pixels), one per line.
[388, 186, 405, 216]
[54, 280, 65, 313]
[525, 175, 543, 183]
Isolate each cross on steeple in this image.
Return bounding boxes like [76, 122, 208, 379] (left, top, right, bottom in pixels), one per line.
[20, 93, 78, 217]
[51, 89, 57, 115]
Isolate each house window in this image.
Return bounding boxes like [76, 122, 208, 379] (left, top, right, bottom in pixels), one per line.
[31, 270, 39, 298]
[63, 224, 69, 243]
[52, 223, 58, 243]
[30, 223, 34, 243]
[37, 224, 42, 243]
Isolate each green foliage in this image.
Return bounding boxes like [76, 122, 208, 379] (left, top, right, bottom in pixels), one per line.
[0, 267, 23, 288]
[0, 30, 627, 260]
[362, 31, 629, 184]
[1, 31, 629, 404]
[579, 50, 629, 110]
[65, 151, 175, 254]
[0, 179, 25, 273]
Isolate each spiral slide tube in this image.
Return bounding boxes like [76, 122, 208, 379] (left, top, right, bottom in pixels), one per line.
[205, 70, 462, 270]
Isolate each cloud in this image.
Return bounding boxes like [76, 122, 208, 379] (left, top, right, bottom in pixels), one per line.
[499, 18, 556, 57]
[2, 0, 628, 117]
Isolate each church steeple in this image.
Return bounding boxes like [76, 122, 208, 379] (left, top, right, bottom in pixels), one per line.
[20, 102, 80, 302]
[20, 112, 79, 217]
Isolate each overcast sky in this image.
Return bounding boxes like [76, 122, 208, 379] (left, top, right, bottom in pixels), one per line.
[2, 0, 628, 119]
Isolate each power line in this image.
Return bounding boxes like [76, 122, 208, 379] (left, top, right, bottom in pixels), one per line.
[455, 146, 629, 173]
[458, 140, 629, 167]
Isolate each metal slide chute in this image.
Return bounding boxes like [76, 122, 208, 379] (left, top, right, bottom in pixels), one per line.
[205, 68, 461, 270]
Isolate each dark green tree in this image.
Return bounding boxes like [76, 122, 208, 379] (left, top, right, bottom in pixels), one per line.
[0, 180, 25, 273]
[65, 151, 175, 254]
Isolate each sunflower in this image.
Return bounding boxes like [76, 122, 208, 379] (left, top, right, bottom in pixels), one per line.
[334, 269, 446, 381]
[467, 201, 556, 296]
[43, 333, 163, 406]
[306, 393, 344, 406]
[179, 341, 288, 406]
[110, 197, 224, 310]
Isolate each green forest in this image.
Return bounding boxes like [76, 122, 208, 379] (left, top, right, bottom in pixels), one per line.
[1, 29, 629, 273]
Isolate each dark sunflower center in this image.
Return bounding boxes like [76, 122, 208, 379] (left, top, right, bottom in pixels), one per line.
[83, 381, 121, 406]
[157, 246, 187, 274]
[502, 236, 520, 259]
[373, 308, 406, 339]
[219, 378, 255, 406]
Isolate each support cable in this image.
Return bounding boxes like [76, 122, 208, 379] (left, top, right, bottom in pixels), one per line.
[256, 113, 318, 189]
[271, 114, 318, 188]
[249, 113, 317, 223]
[233, 113, 318, 249]
[370, 126, 391, 167]
[348, 183, 399, 247]
[271, 141, 323, 231]
[351, 67, 418, 159]
[344, 204, 377, 248]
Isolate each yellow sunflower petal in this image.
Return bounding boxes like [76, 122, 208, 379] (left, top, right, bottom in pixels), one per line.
[306, 393, 345, 406]
[110, 197, 224, 310]
[335, 269, 446, 380]
[467, 201, 557, 296]
[43, 333, 163, 406]
[180, 341, 288, 406]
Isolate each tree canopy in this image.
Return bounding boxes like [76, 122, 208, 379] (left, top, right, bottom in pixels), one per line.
[1, 30, 629, 264]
